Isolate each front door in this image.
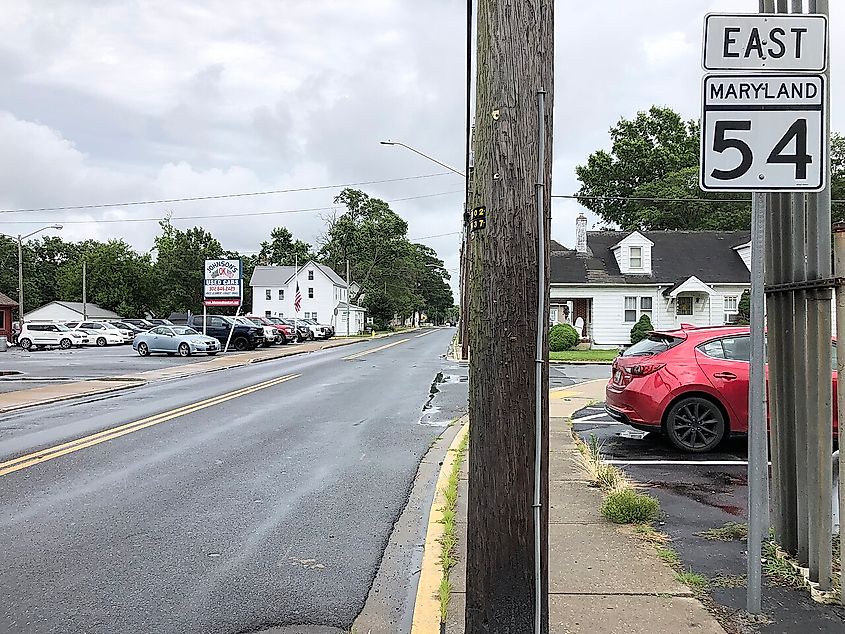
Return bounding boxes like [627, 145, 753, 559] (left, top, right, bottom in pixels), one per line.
[695, 335, 750, 431]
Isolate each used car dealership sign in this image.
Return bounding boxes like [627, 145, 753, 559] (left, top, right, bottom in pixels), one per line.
[204, 258, 242, 306]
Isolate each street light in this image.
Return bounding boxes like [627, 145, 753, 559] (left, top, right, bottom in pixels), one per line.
[0, 224, 63, 330]
[379, 140, 466, 177]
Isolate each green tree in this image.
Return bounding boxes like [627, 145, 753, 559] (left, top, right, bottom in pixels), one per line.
[832, 133, 845, 223]
[152, 219, 223, 316]
[257, 227, 313, 266]
[56, 239, 154, 316]
[575, 107, 700, 230]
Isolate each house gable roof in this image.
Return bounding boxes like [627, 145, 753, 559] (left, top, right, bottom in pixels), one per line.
[0, 292, 17, 307]
[550, 230, 751, 286]
[611, 231, 654, 250]
[664, 276, 717, 297]
[250, 262, 348, 288]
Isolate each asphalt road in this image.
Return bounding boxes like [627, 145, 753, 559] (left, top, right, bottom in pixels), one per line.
[0, 328, 464, 634]
[573, 405, 845, 632]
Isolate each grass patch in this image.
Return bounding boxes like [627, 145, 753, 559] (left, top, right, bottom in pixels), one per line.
[437, 430, 469, 622]
[550, 349, 618, 362]
[700, 522, 747, 541]
[762, 540, 805, 588]
[676, 569, 709, 591]
[712, 574, 747, 588]
[601, 487, 661, 524]
[656, 547, 680, 565]
[575, 434, 625, 491]
[633, 523, 669, 545]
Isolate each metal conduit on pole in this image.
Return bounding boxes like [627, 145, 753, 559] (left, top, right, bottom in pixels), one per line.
[532, 88, 547, 634]
[834, 222, 845, 605]
[789, 0, 811, 570]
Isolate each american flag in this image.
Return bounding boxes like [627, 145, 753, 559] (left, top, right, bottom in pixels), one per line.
[294, 282, 302, 312]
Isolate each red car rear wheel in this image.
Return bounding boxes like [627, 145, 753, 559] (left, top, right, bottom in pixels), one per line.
[665, 397, 726, 453]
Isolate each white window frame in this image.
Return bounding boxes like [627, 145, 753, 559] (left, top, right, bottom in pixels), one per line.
[723, 295, 738, 313]
[265, 289, 271, 300]
[308, 270, 314, 280]
[278, 289, 284, 300]
[640, 296, 653, 320]
[629, 246, 643, 269]
[624, 297, 638, 323]
[308, 287, 314, 299]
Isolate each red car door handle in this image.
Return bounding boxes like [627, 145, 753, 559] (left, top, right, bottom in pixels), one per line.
[714, 372, 737, 380]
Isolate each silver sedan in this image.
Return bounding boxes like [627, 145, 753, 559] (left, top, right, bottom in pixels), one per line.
[132, 325, 221, 357]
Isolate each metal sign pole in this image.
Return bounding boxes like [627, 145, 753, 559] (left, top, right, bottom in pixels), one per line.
[747, 192, 769, 614]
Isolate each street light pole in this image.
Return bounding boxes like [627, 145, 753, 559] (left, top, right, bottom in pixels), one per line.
[379, 140, 465, 177]
[1, 225, 64, 329]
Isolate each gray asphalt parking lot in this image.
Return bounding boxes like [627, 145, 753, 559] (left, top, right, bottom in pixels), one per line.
[573, 404, 845, 632]
[0, 341, 309, 384]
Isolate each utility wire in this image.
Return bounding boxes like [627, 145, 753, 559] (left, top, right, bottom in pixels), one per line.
[555, 193, 845, 204]
[0, 190, 464, 225]
[0, 172, 457, 215]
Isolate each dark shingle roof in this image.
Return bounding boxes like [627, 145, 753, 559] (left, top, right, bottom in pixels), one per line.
[550, 230, 751, 286]
[0, 292, 17, 307]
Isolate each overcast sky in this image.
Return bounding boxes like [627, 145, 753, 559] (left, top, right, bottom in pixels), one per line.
[1, 0, 842, 300]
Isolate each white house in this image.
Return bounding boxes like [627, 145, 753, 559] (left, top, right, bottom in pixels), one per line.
[250, 261, 366, 335]
[551, 214, 751, 348]
[24, 301, 122, 322]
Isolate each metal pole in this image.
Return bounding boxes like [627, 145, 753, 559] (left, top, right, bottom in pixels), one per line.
[203, 303, 207, 335]
[747, 192, 769, 614]
[532, 88, 547, 634]
[835, 223, 845, 604]
[17, 236, 23, 330]
[346, 259, 351, 336]
[82, 260, 87, 321]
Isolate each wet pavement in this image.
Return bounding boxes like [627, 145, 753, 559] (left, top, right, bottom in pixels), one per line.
[573, 404, 845, 633]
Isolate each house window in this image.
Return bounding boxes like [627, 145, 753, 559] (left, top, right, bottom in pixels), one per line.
[308, 270, 314, 280]
[278, 289, 284, 300]
[677, 296, 694, 316]
[265, 289, 271, 300]
[265, 310, 271, 318]
[629, 247, 642, 269]
[624, 297, 638, 322]
[308, 287, 314, 299]
[724, 295, 738, 313]
[640, 297, 652, 320]
[312, 313, 318, 321]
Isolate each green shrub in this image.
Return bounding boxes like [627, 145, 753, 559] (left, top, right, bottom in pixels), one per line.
[601, 488, 660, 524]
[549, 323, 579, 352]
[630, 314, 653, 344]
[735, 290, 750, 325]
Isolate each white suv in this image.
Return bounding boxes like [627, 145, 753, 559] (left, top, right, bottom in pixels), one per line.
[64, 321, 126, 346]
[17, 323, 89, 350]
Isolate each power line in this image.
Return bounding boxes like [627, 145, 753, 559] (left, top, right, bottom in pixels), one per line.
[0, 190, 464, 226]
[0, 172, 458, 215]
[554, 193, 845, 204]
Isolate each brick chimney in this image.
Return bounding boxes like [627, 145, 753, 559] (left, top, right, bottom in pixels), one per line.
[575, 213, 588, 254]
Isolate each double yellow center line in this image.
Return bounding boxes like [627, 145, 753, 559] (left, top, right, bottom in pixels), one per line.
[0, 373, 300, 478]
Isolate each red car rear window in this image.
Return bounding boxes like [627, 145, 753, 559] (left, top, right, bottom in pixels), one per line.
[621, 334, 684, 358]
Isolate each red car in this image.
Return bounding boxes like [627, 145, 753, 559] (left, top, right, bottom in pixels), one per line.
[605, 324, 838, 453]
[246, 315, 292, 344]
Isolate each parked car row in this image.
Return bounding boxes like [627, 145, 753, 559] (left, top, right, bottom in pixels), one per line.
[13, 313, 335, 356]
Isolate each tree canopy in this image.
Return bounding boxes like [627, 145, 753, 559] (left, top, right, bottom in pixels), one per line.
[575, 106, 845, 231]
[1, 189, 453, 326]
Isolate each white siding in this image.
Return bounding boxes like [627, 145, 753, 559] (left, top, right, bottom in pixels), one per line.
[24, 304, 85, 322]
[613, 232, 654, 275]
[734, 244, 752, 271]
[251, 266, 348, 322]
[551, 282, 752, 348]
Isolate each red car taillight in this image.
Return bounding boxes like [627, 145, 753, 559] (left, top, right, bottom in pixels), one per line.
[630, 363, 666, 376]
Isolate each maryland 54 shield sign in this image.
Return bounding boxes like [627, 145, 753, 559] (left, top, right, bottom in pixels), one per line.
[204, 259, 242, 306]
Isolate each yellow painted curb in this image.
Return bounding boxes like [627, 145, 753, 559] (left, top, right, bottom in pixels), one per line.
[411, 418, 469, 633]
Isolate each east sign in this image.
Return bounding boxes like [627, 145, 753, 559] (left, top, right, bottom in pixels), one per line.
[703, 13, 827, 72]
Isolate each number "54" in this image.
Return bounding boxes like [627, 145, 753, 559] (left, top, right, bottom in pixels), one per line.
[711, 119, 811, 181]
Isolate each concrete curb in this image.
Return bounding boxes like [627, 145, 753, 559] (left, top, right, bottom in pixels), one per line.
[411, 417, 469, 634]
[0, 380, 144, 414]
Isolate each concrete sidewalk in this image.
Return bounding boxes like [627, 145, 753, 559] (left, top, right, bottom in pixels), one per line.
[445, 379, 726, 633]
[0, 332, 408, 414]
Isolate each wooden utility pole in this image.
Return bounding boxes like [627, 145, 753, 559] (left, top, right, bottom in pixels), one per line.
[466, 0, 553, 631]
